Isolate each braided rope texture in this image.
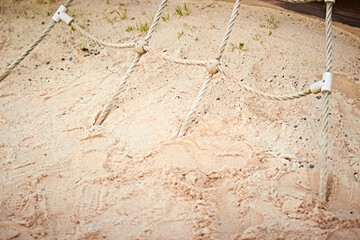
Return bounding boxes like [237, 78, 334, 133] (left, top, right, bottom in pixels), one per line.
[0, 0, 73, 82]
[319, 1, 333, 202]
[220, 69, 312, 100]
[177, 0, 242, 138]
[94, 0, 168, 125]
[71, 22, 135, 49]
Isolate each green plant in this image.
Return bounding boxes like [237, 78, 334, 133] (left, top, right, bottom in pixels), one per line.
[175, 3, 190, 17]
[106, 0, 109, 4]
[175, 6, 183, 16]
[103, 13, 113, 24]
[177, 31, 184, 39]
[253, 33, 261, 41]
[116, 10, 127, 20]
[230, 42, 248, 52]
[195, 37, 199, 41]
[126, 26, 134, 32]
[268, 30, 272, 36]
[162, 13, 170, 21]
[184, 3, 190, 15]
[267, 15, 279, 29]
[137, 22, 149, 34]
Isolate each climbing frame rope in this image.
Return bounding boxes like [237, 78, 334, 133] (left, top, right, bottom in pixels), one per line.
[319, 0, 334, 202]
[0, 0, 336, 202]
[177, 0, 242, 138]
[93, 0, 168, 125]
[0, 0, 73, 82]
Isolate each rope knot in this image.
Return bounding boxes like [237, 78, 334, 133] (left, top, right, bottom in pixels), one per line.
[134, 40, 148, 54]
[205, 59, 220, 74]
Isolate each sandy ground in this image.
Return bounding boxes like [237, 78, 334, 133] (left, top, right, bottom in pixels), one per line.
[0, 0, 360, 239]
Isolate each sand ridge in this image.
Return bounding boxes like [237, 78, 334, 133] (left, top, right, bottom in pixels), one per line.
[0, 0, 359, 239]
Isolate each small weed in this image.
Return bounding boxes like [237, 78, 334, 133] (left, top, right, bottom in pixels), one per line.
[103, 13, 113, 24]
[184, 3, 190, 15]
[106, 0, 109, 4]
[230, 42, 248, 52]
[162, 13, 170, 21]
[177, 31, 184, 39]
[137, 22, 149, 34]
[267, 15, 279, 29]
[253, 33, 261, 41]
[175, 3, 190, 17]
[71, 26, 75, 31]
[175, 6, 183, 16]
[126, 26, 134, 32]
[195, 37, 199, 41]
[116, 10, 127, 20]
[260, 15, 279, 30]
[268, 30, 272, 36]
[253, 33, 263, 44]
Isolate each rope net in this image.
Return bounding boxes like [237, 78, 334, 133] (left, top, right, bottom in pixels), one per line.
[0, 0, 335, 201]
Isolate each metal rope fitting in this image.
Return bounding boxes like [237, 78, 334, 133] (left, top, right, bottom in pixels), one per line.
[52, 5, 73, 25]
[205, 59, 220, 74]
[134, 40, 148, 54]
[324, 0, 335, 3]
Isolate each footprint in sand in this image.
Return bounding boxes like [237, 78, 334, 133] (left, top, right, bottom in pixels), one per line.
[73, 184, 116, 221]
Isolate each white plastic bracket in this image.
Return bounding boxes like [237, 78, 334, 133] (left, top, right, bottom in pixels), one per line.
[205, 59, 219, 74]
[321, 72, 333, 93]
[134, 40, 147, 54]
[310, 72, 333, 94]
[52, 5, 73, 25]
[310, 81, 322, 94]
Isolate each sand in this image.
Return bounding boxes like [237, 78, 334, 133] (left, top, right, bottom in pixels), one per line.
[0, 0, 359, 239]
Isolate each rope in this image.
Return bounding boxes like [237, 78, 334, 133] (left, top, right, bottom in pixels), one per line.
[177, 74, 213, 138]
[279, 0, 322, 3]
[144, 46, 206, 67]
[144, 0, 168, 43]
[71, 21, 135, 49]
[216, 0, 242, 60]
[94, 53, 142, 125]
[319, 1, 333, 202]
[0, 0, 73, 82]
[177, 0, 242, 138]
[93, 0, 168, 125]
[220, 68, 312, 100]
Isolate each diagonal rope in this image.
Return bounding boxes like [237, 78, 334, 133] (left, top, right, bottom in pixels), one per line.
[0, 0, 73, 82]
[93, 0, 168, 125]
[71, 21, 135, 49]
[216, 0, 242, 60]
[177, 74, 213, 138]
[219, 68, 312, 100]
[319, 1, 333, 202]
[177, 0, 242, 138]
[144, 46, 207, 67]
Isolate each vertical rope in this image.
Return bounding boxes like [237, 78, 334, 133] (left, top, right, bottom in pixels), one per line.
[0, 0, 73, 82]
[93, 0, 168, 125]
[319, 1, 333, 201]
[177, 0, 241, 138]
